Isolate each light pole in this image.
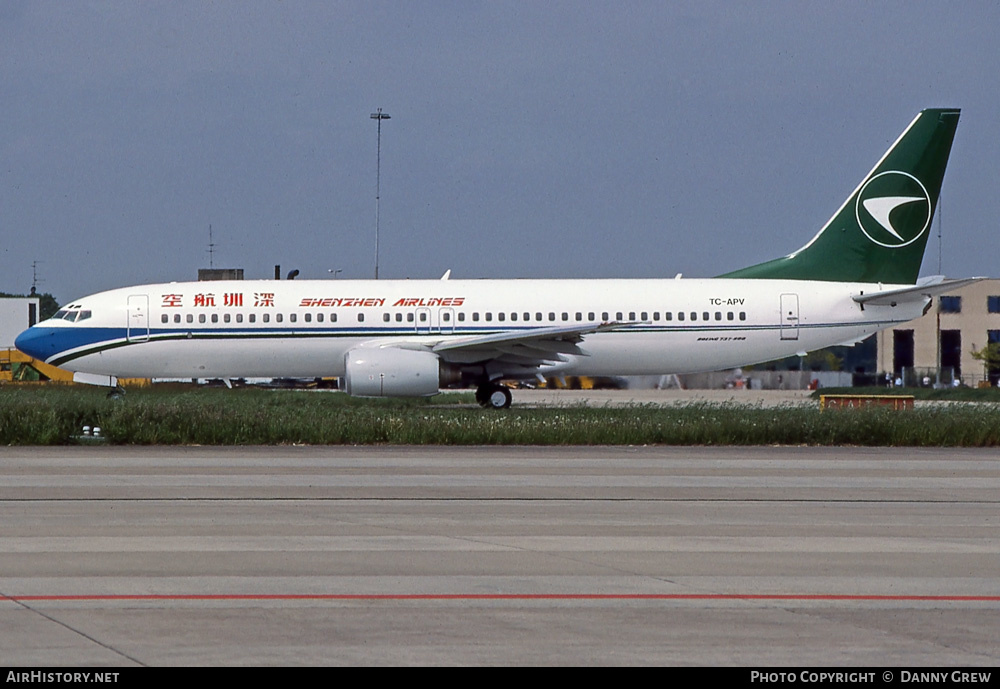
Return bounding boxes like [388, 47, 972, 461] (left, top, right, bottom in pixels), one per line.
[370, 108, 390, 279]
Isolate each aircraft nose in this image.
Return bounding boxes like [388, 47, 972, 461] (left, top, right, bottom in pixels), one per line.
[14, 327, 58, 361]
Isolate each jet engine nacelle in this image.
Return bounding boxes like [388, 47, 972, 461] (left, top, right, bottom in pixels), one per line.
[343, 347, 449, 397]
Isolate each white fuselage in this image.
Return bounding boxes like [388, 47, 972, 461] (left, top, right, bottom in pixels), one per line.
[19, 277, 924, 380]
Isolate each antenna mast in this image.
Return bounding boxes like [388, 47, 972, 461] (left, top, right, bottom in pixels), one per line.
[207, 224, 216, 268]
[30, 260, 42, 295]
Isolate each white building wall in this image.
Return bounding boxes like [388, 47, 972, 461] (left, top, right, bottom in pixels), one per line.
[0, 298, 40, 348]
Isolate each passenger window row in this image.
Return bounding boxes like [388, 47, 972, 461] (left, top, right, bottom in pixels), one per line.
[158, 310, 748, 325]
[162, 313, 341, 324]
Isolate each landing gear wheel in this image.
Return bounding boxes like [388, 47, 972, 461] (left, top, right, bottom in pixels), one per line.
[107, 385, 126, 400]
[477, 383, 512, 410]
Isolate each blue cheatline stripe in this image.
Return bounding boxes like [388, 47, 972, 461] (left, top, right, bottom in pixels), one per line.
[36, 318, 903, 368]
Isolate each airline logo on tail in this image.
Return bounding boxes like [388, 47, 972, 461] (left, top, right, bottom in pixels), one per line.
[855, 170, 932, 248]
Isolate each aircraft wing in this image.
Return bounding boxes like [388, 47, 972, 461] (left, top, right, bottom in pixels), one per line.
[852, 277, 985, 306]
[428, 322, 624, 367]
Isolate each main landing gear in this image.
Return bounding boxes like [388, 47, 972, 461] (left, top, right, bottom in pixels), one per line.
[475, 382, 512, 409]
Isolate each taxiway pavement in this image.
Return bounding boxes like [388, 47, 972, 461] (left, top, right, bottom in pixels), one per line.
[1, 446, 998, 666]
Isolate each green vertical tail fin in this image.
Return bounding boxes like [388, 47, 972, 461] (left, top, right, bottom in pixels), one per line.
[720, 109, 960, 284]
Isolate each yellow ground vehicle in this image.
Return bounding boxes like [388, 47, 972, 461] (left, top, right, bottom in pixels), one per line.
[538, 376, 625, 390]
[0, 348, 149, 387]
[1, 348, 75, 383]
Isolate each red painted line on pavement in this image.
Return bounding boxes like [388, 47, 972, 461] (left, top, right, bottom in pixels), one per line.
[5, 594, 1000, 602]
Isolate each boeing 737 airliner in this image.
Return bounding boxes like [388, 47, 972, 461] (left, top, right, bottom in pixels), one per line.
[16, 109, 975, 408]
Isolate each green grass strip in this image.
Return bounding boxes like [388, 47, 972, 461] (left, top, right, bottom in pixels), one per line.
[2, 386, 1000, 446]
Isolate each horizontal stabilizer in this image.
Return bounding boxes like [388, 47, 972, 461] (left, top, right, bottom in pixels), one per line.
[852, 277, 984, 306]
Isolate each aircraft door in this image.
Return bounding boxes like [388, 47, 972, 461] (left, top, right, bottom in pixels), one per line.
[780, 293, 799, 340]
[438, 308, 455, 334]
[127, 295, 150, 343]
[415, 307, 431, 334]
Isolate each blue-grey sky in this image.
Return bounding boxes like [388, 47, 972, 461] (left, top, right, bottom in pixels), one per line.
[2, 1, 999, 302]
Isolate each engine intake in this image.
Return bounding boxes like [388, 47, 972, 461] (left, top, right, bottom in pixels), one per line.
[343, 347, 452, 397]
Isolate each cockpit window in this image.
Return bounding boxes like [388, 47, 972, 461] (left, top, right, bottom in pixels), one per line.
[50, 308, 92, 322]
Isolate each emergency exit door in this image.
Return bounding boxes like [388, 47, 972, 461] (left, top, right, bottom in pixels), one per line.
[780, 293, 799, 340]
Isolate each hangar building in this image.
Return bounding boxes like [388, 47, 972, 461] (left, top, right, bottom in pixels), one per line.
[875, 279, 1000, 386]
